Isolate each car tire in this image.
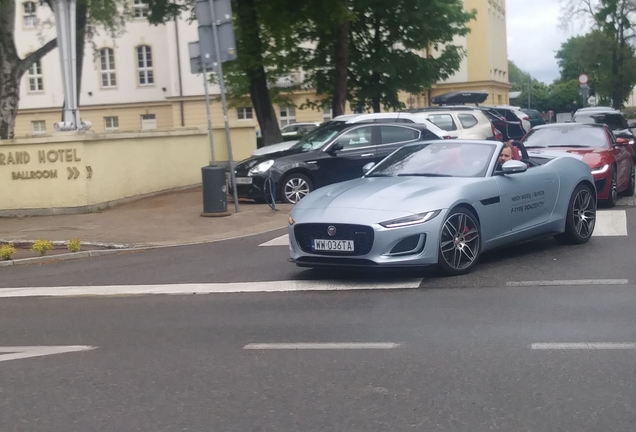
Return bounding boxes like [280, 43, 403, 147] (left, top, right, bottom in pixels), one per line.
[554, 183, 596, 245]
[619, 163, 635, 197]
[437, 207, 481, 276]
[280, 173, 313, 204]
[603, 166, 618, 208]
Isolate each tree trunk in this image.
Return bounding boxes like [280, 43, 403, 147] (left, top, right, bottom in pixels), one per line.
[331, 0, 349, 117]
[372, 96, 381, 113]
[235, 0, 282, 145]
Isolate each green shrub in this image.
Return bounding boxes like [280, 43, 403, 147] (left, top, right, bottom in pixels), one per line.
[67, 239, 81, 253]
[0, 243, 16, 261]
[31, 240, 54, 256]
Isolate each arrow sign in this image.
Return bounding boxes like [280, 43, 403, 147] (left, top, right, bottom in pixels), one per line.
[0, 345, 96, 363]
[67, 166, 80, 179]
[86, 166, 93, 179]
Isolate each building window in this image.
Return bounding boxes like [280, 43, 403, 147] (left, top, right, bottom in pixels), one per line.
[141, 114, 156, 130]
[322, 104, 333, 122]
[237, 107, 253, 120]
[23, 2, 37, 27]
[133, 0, 149, 18]
[99, 48, 117, 88]
[31, 120, 45, 134]
[104, 116, 119, 131]
[279, 106, 296, 127]
[136, 45, 154, 86]
[28, 60, 43, 92]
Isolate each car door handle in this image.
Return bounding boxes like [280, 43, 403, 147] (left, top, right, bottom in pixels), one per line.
[361, 153, 375, 157]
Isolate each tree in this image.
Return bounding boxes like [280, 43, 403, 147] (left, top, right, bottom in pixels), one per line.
[560, 0, 636, 108]
[0, 0, 131, 139]
[508, 60, 531, 91]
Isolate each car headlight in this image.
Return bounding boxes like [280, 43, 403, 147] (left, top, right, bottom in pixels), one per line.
[379, 210, 441, 228]
[591, 164, 610, 175]
[248, 160, 274, 176]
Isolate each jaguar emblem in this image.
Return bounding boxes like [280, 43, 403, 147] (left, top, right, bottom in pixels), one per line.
[327, 226, 337, 237]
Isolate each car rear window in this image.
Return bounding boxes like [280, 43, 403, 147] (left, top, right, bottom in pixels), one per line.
[523, 126, 609, 149]
[458, 114, 478, 129]
[426, 114, 457, 131]
[574, 113, 626, 130]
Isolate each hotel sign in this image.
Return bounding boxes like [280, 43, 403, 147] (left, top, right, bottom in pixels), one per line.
[0, 148, 91, 181]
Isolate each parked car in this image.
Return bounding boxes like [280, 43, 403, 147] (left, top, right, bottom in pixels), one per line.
[522, 123, 634, 207]
[405, 109, 496, 140]
[288, 139, 596, 275]
[521, 108, 546, 128]
[232, 122, 443, 204]
[252, 113, 449, 157]
[572, 107, 636, 161]
[490, 105, 532, 132]
[280, 122, 321, 141]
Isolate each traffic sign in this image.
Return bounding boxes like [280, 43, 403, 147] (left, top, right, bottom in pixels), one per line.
[578, 73, 589, 85]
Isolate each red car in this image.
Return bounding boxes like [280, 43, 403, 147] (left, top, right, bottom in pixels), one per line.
[521, 123, 634, 207]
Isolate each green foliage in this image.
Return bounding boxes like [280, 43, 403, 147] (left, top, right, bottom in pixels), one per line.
[67, 239, 82, 253]
[0, 243, 16, 261]
[30, 240, 54, 256]
[508, 60, 531, 91]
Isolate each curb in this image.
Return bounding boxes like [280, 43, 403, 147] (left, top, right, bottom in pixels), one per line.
[0, 225, 287, 267]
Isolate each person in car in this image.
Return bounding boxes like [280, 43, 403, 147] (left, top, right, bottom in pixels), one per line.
[496, 145, 513, 170]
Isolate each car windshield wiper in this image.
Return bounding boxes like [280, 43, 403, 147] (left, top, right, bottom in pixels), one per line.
[366, 174, 393, 177]
[397, 173, 453, 177]
[546, 145, 590, 148]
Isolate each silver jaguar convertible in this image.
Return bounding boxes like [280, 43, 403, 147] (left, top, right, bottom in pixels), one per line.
[287, 139, 597, 275]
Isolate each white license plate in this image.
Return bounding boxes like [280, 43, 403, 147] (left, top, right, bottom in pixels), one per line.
[234, 177, 252, 185]
[312, 239, 355, 252]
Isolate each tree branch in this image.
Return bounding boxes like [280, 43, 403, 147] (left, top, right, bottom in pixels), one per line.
[18, 38, 58, 75]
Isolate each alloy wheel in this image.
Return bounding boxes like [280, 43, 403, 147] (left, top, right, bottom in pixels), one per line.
[572, 187, 596, 239]
[284, 177, 310, 204]
[440, 212, 480, 271]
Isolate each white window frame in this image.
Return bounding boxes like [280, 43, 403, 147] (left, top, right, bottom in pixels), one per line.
[141, 114, 157, 130]
[136, 45, 154, 86]
[31, 120, 46, 134]
[99, 48, 117, 88]
[237, 107, 253, 120]
[104, 116, 119, 131]
[27, 60, 43, 93]
[133, 0, 149, 18]
[279, 106, 296, 127]
[23, 2, 37, 28]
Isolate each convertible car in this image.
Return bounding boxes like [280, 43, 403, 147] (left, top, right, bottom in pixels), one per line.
[287, 139, 597, 275]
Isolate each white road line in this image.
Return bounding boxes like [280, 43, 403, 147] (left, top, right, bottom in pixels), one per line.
[258, 234, 289, 247]
[593, 210, 627, 236]
[0, 279, 423, 298]
[532, 343, 636, 350]
[507, 279, 629, 287]
[0, 345, 96, 362]
[244, 343, 400, 350]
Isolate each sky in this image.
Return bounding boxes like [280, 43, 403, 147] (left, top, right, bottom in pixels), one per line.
[506, 0, 589, 84]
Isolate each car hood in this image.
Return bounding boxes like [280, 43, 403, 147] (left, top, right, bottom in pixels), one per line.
[236, 146, 312, 173]
[294, 176, 477, 214]
[251, 140, 298, 156]
[527, 147, 608, 168]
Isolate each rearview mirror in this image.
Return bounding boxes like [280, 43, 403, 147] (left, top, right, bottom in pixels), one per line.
[501, 160, 528, 174]
[616, 137, 630, 146]
[362, 162, 376, 175]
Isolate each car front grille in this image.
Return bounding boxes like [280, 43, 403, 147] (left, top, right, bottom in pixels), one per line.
[594, 178, 606, 193]
[294, 223, 374, 256]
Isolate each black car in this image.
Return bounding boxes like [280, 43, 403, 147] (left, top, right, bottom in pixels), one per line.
[572, 107, 636, 161]
[520, 108, 546, 128]
[230, 122, 441, 204]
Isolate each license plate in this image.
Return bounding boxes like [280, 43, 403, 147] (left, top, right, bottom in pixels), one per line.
[312, 239, 355, 252]
[234, 177, 252, 185]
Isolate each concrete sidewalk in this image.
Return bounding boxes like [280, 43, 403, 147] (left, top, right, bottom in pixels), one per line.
[0, 188, 292, 247]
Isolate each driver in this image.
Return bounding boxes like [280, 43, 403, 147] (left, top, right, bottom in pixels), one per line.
[496, 145, 513, 170]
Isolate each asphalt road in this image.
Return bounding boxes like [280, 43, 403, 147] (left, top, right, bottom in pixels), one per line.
[1, 285, 636, 431]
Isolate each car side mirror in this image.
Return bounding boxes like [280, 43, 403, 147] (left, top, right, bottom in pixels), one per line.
[501, 160, 528, 174]
[362, 162, 376, 175]
[328, 142, 344, 154]
[616, 137, 630, 146]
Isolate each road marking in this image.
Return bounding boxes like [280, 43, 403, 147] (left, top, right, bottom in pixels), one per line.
[507, 279, 629, 287]
[0, 345, 96, 363]
[258, 234, 289, 246]
[532, 343, 636, 350]
[244, 343, 400, 350]
[593, 210, 627, 236]
[0, 279, 423, 298]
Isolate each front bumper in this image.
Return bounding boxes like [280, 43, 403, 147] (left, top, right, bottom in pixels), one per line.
[288, 215, 445, 268]
[593, 173, 610, 200]
[228, 175, 268, 200]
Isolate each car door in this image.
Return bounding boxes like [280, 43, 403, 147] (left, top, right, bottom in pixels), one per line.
[494, 165, 559, 234]
[374, 125, 423, 160]
[313, 125, 383, 186]
[424, 114, 461, 139]
[492, 108, 526, 140]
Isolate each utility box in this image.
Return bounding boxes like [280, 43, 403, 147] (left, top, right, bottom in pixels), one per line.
[201, 165, 230, 217]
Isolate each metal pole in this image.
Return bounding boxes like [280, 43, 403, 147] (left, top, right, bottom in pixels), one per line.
[207, 0, 239, 213]
[528, 75, 531, 109]
[201, 62, 216, 164]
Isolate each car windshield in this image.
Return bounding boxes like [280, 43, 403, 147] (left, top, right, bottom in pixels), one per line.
[574, 113, 625, 130]
[523, 127, 609, 149]
[366, 141, 497, 178]
[289, 122, 349, 151]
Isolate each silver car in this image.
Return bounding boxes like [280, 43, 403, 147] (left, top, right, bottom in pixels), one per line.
[288, 139, 596, 275]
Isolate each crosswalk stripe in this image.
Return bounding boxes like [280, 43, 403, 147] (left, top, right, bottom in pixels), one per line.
[259, 210, 627, 246]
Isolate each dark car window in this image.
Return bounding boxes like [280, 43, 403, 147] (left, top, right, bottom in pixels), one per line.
[426, 114, 457, 131]
[380, 126, 419, 144]
[492, 108, 520, 122]
[521, 109, 542, 120]
[290, 122, 352, 151]
[458, 114, 479, 129]
[575, 113, 627, 131]
[523, 126, 610, 149]
[333, 126, 381, 149]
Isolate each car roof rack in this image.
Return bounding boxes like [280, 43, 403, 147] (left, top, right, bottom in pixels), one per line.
[430, 91, 489, 106]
